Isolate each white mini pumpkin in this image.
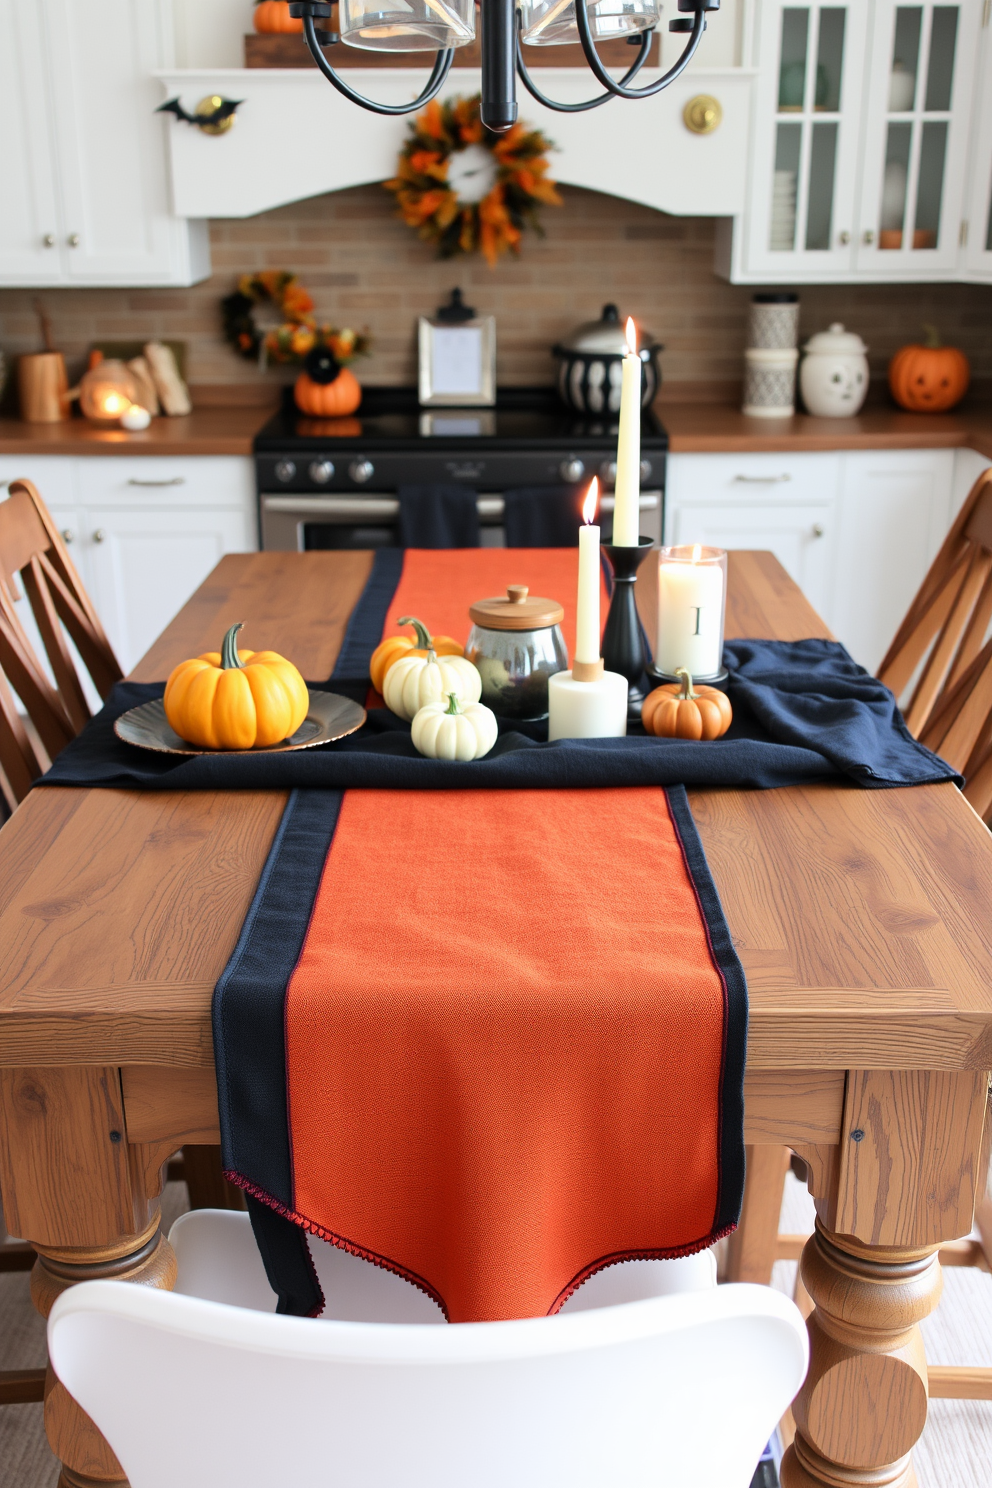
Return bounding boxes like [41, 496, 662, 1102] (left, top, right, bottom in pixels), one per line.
[383, 647, 481, 722]
[411, 692, 498, 761]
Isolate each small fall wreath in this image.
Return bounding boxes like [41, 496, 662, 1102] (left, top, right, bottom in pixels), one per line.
[384, 94, 561, 267]
[221, 271, 371, 368]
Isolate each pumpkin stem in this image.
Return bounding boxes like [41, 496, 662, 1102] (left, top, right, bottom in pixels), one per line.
[397, 616, 433, 651]
[444, 692, 462, 715]
[221, 623, 246, 671]
[675, 667, 697, 700]
[922, 323, 942, 349]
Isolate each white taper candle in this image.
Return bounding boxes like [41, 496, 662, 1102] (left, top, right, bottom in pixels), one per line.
[611, 317, 641, 548]
[575, 478, 601, 666]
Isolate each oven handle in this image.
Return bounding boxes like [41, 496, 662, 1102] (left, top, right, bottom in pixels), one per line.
[261, 493, 660, 518]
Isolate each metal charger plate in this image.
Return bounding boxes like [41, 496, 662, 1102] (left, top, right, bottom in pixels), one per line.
[114, 690, 366, 756]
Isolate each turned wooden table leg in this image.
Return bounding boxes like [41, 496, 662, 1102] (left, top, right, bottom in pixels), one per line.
[0, 1066, 178, 1487]
[782, 1067, 991, 1488]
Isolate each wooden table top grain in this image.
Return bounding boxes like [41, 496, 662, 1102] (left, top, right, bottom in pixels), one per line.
[1, 548, 991, 1076]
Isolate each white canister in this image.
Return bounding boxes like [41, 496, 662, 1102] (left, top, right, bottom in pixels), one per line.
[742, 347, 798, 418]
[799, 323, 869, 418]
[747, 292, 799, 350]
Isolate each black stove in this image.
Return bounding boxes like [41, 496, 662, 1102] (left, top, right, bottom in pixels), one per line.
[254, 386, 668, 551]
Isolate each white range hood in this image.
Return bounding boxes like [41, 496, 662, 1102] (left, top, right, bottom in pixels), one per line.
[155, 65, 753, 220]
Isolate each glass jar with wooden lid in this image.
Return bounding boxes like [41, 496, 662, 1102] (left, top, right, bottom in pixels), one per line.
[465, 585, 567, 722]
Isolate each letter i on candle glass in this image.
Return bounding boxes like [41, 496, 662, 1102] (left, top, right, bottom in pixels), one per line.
[655, 544, 728, 683]
[548, 479, 628, 740]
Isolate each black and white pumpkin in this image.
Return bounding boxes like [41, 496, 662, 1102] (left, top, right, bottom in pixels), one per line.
[552, 303, 662, 415]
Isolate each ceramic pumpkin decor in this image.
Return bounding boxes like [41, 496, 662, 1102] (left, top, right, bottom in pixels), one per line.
[888, 327, 970, 413]
[164, 623, 310, 749]
[383, 646, 482, 722]
[253, 0, 303, 32]
[641, 668, 733, 741]
[294, 347, 363, 418]
[369, 617, 464, 694]
[411, 692, 499, 760]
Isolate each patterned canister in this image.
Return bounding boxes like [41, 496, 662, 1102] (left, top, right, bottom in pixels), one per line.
[747, 292, 800, 351]
[742, 347, 799, 418]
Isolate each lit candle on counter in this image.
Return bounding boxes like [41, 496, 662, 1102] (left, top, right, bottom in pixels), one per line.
[574, 478, 601, 666]
[656, 544, 727, 679]
[611, 317, 641, 548]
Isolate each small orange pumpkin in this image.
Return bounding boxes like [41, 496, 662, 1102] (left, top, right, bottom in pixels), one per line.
[641, 668, 732, 741]
[888, 326, 970, 413]
[253, 1, 303, 33]
[293, 347, 362, 418]
[369, 617, 464, 694]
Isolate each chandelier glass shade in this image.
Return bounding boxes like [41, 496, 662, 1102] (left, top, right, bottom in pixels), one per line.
[289, 0, 719, 129]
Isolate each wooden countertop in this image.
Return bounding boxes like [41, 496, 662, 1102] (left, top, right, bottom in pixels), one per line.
[2, 397, 992, 460]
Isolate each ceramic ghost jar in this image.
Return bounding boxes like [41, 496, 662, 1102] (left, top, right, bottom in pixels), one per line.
[799, 323, 870, 418]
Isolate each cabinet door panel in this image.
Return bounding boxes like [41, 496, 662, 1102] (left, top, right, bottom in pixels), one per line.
[81, 507, 253, 673]
[0, 0, 63, 283]
[855, 0, 980, 277]
[742, 0, 870, 279]
[665, 500, 836, 623]
[74, 456, 255, 511]
[960, 10, 992, 279]
[831, 450, 954, 672]
[43, 0, 191, 284]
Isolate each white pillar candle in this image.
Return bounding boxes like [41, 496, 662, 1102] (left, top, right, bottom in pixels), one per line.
[656, 547, 726, 678]
[611, 317, 641, 548]
[548, 669, 628, 740]
[575, 478, 601, 666]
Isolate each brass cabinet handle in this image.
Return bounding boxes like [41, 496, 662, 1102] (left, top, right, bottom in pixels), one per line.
[60, 528, 74, 545]
[863, 230, 875, 245]
[43, 233, 55, 248]
[812, 523, 826, 538]
[68, 233, 80, 248]
[838, 231, 851, 246]
[683, 95, 723, 135]
[93, 529, 106, 543]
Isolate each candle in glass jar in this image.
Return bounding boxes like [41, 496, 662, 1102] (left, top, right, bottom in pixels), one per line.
[575, 478, 601, 665]
[656, 545, 726, 678]
[611, 317, 641, 548]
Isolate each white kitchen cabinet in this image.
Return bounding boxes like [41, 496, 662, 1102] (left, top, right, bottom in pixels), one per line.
[719, 0, 984, 283]
[0, 0, 209, 287]
[960, 6, 992, 280]
[0, 455, 255, 676]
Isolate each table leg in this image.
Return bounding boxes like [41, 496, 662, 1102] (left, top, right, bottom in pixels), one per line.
[781, 1068, 990, 1488]
[0, 1066, 178, 1487]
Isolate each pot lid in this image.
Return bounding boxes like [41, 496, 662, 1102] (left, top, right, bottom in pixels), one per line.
[556, 302, 660, 356]
[803, 322, 868, 356]
[468, 585, 565, 631]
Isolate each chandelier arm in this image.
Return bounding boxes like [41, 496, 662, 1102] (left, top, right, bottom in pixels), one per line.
[575, 0, 705, 100]
[514, 19, 653, 113]
[301, 10, 455, 114]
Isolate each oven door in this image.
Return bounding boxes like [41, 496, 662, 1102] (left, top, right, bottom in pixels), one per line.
[259, 491, 663, 551]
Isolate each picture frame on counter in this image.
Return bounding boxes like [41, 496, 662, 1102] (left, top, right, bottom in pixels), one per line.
[418, 315, 497, 407]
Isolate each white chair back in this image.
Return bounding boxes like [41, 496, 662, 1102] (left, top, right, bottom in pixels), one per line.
[49, 1253, 807, 1488]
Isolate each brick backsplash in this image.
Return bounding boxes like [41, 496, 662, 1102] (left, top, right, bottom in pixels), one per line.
[2, 183, 991, 397]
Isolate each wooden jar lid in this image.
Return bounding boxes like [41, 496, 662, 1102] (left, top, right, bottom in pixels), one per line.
[468, 585, 565, 631]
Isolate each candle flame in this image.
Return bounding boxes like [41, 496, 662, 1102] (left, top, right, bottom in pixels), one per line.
[582, 477, 599, 525]
[103, 393, 126, 415]
[625, 317, 637, 357]
[691, 543, 702, 564]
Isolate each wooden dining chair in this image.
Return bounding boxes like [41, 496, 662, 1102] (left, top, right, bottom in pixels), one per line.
[0, 478, 240, 1219]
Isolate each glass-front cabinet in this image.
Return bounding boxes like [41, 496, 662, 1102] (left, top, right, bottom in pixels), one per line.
[960, 9, 992, 280]
[855, 0, 980, 276]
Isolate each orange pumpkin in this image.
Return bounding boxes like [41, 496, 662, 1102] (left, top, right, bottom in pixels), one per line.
[369, 616, 464, 694]
[641, 668, 732, 741]
[888, 327, 970, 413]
[253, 1, 303, 33]
[294, 347, 362, 418]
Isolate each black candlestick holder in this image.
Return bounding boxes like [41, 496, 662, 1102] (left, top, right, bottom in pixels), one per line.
[602, 537, 654, 722]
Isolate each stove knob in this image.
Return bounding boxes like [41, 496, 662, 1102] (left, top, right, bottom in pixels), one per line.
[308, 460, 335, 485]
[275, 459, 296, 483]
[349, 459, 375, 485]
[599, 460, 617, 485]
[640, 458, 653, 482]
[559, 457, 585, 484]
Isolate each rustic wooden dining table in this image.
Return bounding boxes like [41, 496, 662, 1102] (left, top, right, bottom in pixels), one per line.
[1, 548, 991, 1488]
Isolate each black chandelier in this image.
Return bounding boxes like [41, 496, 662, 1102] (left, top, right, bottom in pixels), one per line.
[289, 0, 720, 133]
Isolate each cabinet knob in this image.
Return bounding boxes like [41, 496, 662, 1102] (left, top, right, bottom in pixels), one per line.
[93, 529, 106, 543]
[838, 231, 850, 246]
[43, 233, 56, 248]
[60, 528, 74, 545]
[68, 233, 80, 248]
[862, 230, 875, 246]
[812, 523, 825, 539]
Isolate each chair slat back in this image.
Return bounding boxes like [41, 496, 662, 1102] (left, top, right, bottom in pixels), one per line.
[0, 478, 123, 809]
[878, 469, 992, 757]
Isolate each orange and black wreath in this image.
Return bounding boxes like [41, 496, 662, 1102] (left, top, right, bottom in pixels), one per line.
[384, 95, 562, 267]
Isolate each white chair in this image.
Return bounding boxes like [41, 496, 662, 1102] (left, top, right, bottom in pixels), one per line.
[48, 1210, 808, 1488]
